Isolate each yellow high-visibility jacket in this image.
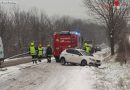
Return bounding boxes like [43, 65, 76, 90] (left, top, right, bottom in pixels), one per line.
[85, 46, 91, 53]
[38, 47, 43, 56]
[29, 46, 36, 55]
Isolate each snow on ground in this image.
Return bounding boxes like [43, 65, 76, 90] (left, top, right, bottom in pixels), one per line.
[0, 58, 98, 90]
[37, 65, 96, 90]
[0, 66, 21, 90]
[93, 56, 130, 90]
[1, 50, 130, 90]
[0, 66, 20, 81]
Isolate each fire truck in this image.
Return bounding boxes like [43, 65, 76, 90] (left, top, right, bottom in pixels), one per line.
[53, 31, 81, 62]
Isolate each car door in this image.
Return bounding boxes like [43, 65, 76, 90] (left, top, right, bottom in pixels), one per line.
[70, 50, 82, 64]
[65, 49, 74, 62]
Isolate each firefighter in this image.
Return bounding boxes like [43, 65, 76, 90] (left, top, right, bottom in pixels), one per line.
[83, 42, 88, 50]
[29, 42, 37, 64]
[37, 43, 43, 62]
[85, 44, 91, 55]
[46, 44, 52, 63]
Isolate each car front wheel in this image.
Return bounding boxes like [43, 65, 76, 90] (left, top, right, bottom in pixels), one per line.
[81, 60, 87, 66]
[60, 58, 66, 65]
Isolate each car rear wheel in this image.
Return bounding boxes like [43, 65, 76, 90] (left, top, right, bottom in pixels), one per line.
[60, 58, 66, 65]
[81, 60, 87, 66]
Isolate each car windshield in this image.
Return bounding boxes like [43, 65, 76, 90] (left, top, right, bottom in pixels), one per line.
[80, 50, 89, 56]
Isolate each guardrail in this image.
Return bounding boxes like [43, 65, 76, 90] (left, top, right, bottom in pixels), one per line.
[0, 52, 29, 68]
[5, 52, 29, 60]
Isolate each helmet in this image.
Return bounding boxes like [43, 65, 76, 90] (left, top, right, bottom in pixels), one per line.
[84, 43, 88, 47]
[39, 43, 42, 47]
[85, 43, 87, 45]
[47, 44, 50, 47]
[31, 42, 34, 46]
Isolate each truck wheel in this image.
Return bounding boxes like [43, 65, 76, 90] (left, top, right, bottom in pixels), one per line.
[56, 59, 59, 62]
[81, 60, 87, 66]
[71, 63, 76, 66]
[61, 58, 66, 65]
[55, 56, 60, 62]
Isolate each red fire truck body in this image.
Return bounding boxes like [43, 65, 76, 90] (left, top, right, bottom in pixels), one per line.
[53, 31, 81, 62]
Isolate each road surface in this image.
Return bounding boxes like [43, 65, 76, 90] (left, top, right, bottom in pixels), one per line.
[0, 56, 130, 90]
[0, 59, 98, 90]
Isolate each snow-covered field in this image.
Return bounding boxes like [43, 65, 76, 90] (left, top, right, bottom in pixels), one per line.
[95, 56, 130, 90]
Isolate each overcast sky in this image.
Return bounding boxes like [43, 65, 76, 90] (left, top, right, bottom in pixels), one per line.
[15, 0, 90, 19]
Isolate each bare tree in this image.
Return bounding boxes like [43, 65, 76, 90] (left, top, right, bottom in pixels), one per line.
[84, 0, 130, 55]
[0, 5, 107, 58]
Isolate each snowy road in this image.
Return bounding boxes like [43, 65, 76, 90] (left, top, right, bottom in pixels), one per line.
[0, 59, 98, 90]
[0, 57, 130, 90]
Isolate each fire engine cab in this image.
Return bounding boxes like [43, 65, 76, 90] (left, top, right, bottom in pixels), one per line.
[53, 31, 81, 62]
